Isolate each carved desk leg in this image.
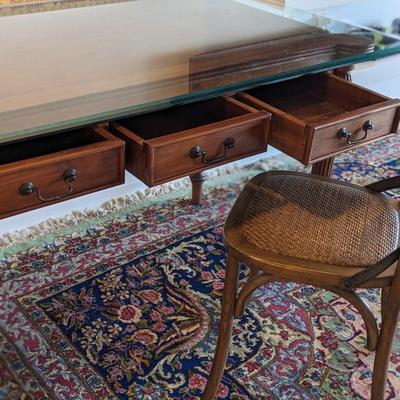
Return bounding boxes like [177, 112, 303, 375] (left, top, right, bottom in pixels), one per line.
[190, 172, 206, 205]
[311, 157, 335, 177]
[311, 65, 355, 177]
[333, 65, 355, 82]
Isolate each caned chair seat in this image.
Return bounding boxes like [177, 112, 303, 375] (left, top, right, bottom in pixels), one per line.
[202, 170, 400, 400]
[241, 171, 399, 267]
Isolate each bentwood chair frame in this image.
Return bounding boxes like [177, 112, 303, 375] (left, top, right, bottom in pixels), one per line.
[202, 171, 400, 400]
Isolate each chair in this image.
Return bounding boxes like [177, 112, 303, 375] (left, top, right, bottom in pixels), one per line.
[202, 170, 400, 400]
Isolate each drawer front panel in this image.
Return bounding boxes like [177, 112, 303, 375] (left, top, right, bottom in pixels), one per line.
[310, 106, 399, 162]
[150, 115, 269, 185]
[0, 146, 123, 218]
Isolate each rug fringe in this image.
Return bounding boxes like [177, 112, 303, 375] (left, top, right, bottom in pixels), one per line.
[0, 161, 261, 251]
[0, 180, 186, 250]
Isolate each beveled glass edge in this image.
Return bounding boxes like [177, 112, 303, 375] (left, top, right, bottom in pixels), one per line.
[2, 45, 400, 145]
[2, 0, 400, 144]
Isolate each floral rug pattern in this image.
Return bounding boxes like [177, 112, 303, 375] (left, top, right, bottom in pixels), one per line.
[1, 137, 400, 399]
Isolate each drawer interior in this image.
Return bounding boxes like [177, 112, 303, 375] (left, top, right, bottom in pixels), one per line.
[116, 97, 250, 139]
[0, 127, 105, 166]
[245, 74, 387, 124]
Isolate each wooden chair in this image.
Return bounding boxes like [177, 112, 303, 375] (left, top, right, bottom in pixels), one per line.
[202, 170, 400, 400]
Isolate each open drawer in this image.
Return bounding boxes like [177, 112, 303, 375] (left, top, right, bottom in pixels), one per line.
[0, 126, 125, 219]
[237, 73, 400, 164]
[110, 97, 270, 186]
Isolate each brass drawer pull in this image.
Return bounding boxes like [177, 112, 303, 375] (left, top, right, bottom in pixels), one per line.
[337, 120, 374, 145]
[189, 137, 235, 164]
[19, 168, 78, 203]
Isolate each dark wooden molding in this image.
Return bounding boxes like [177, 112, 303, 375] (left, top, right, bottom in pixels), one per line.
[190, 33, 374, 91]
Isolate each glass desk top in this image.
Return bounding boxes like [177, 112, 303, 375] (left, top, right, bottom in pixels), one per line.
[1, 0, 400, 143]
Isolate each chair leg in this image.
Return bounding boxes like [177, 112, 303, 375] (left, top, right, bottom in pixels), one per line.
[202, 253, 240, 400]
[381, 286, 390, 319]
[371, 285, 400, 400]
[235, 273, 275, 318]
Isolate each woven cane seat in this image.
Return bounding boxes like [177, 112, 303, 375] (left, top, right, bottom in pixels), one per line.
[241, 172, 399, 267]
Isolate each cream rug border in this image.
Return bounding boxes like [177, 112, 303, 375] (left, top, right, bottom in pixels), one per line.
[0, 155, 301, 256]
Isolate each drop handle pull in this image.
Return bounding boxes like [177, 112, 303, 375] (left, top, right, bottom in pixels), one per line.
[189, 137, 235, 165]
[19, 168, 78, 203]
[337, 120, 374, 145]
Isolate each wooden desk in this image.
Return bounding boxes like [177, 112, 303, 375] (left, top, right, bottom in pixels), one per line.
[0, 0, 399, 217]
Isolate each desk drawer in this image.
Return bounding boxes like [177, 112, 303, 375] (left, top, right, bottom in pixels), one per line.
[237, 73, 400, 164]
[0, 126, 125, 218]
[110, 97, 270, 186]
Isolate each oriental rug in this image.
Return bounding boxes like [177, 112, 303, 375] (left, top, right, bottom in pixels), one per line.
[1, 137, 400, 400]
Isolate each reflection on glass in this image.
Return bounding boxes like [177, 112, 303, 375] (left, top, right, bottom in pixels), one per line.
[0, 0, 400, 143]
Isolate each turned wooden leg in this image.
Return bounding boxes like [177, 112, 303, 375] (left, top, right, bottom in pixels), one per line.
[333, 65, 355, 81]
[311, 157, 335, 177]
[190, 172, 206, 205]
[372, 270, 400, 399]
[202, 253, 239, 400]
